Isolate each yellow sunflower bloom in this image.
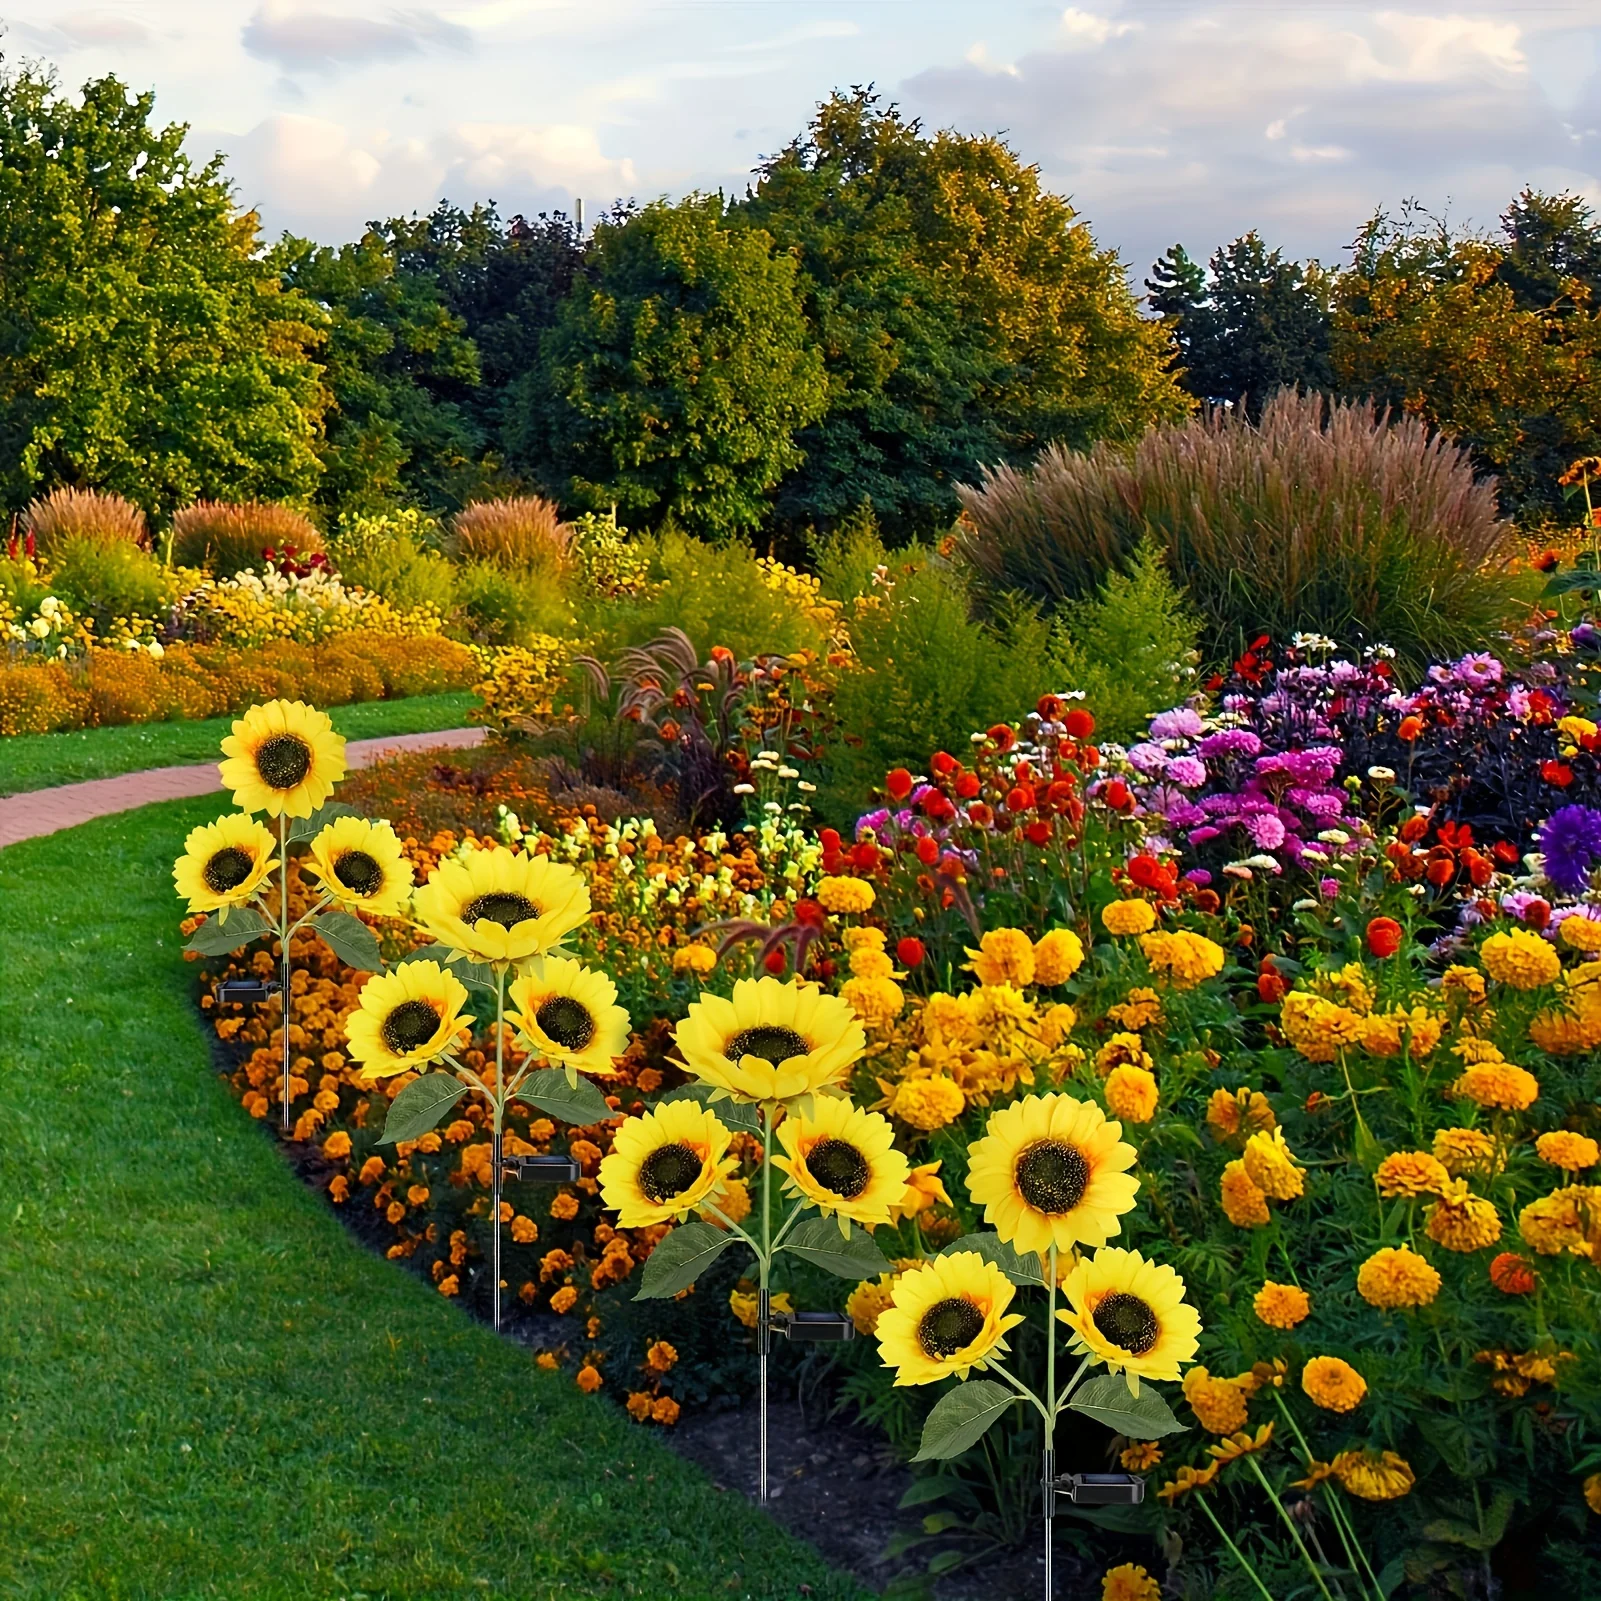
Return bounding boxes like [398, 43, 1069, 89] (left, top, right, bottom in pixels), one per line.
[673, 975, 865, 1107]
[966, 1093, 1140, 1255]
[172, 813, 278, 913]
[304, 814, 413, 917]
[414, 846, 591, 965]
[218, 699, 347, 819]
[875, 1250, 1024, 1386]
[890, 1161, 952, 1222]
[597, 1100, 737, 1227]
[773, 1097, 910, 1230]
[346, 960, 474, 1080]
[1058, 1246, 1201, 1391]
[508, 957, 631, 1078]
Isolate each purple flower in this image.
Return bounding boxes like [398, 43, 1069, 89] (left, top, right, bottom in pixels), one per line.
[1189, 826, 1222, 846]
[1571, 623, 1600, 650]
[1247, 814, 1287, 850]
[1126, 742, 1170, 775]
[1456, 652, 1504, 688]
[1538, 805, 1601, 894]
[1183, 869, 1212, 886]
[1149, 708, 1204, 740]
[1320, 877, 1340, 899]
[857, 808, 891, 836]
[1166, 756, 1207, 788]
[1198, 729, 1262, 759]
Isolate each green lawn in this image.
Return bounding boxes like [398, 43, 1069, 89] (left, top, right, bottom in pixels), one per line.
[0, 796, 866, 1601]
[0, 692, 478, 796]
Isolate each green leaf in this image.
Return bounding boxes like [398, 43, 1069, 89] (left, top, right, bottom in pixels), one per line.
[520, 1067, 612, 1127]
[400, 942, 498, 993]
[657, 1083, 761, 1133]
[897, 1477, 959, 1510]
[378, 1072, 466, 1145]
[313, 911, 383, 972]
[287, 801, 364, 845]
[938, 1233, 1044, 1288]
[780, 1216, 892, 1279]
[912, 1380, 1017, 1461]
[635, 1221, 735, 1300]
[1067, 1373, 1186, 1438]
[185, 908, 274, 955]
[926, 1550, 966, 1576]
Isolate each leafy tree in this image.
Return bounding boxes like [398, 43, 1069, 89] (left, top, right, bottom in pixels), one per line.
[736, 89, 1189, 541]
[0, 64, 325, 515]
[520, 194, 827, 539]
[1146, 233, 1334, 413]
[1332, 197, 1601, 522]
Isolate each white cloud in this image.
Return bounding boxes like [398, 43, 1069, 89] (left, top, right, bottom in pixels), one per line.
[241, 2, 471, 74]
[1060, 7, 1139, 47]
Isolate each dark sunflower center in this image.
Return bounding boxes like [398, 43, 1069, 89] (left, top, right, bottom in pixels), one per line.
[203, 846, 255, 893]
[917, 1297, 985, 1359]
[256, 733, 312, 790]
[1092, 1292, 1160, 1356]
[463, 891, 541, 929]
[382, 998, 442, 1054]
[1015, 1139, 1091, 1215]
[726, 1025, 808, 1066]
[639, 1142, 704, 1204]
[334, 849, 383, 896]
[536, 995, 595, 1051]
[807, 1137, 870, 1199]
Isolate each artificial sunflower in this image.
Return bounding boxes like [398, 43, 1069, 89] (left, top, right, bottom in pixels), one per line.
[597, 1100, 737, 1227]
[673, 975, 865, 1106]
[304, 814, 413, 917]
[1058, 1246, 1202, 1392]
[172, 813, 278, 913]
[965, 1093, 1139, 1255]
[508, 957, 631, 1078]
[218, 699, 347, 819]
[773, 1097, 910, 1231]
[346, 960, 474, 1079]
[875, 1251, 1024, 1386]
[414, 846, 590, 965]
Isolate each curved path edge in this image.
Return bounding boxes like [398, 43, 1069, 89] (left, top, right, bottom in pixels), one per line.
[0, 726, 486, 849]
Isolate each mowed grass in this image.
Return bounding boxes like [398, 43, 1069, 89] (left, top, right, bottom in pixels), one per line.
[0, 797, 867, 1601]
[0, 691, 478, 796]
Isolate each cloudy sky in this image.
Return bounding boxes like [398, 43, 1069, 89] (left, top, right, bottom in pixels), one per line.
[5, 1, 1599, 280]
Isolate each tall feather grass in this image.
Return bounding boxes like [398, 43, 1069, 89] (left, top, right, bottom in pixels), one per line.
[24, 487, 148, 554]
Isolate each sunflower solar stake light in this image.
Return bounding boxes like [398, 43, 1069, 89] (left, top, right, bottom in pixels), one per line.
[602, 974, 889, 1502]
[873, 1092, 1200, 1600]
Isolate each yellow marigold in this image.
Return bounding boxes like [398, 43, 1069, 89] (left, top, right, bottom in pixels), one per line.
[510, 1214, 539, 1244]
[1442, 964, 1488, 1003]
[1206, 1088, 1243, 1138]
[1242, 1128, 1305, 1201]
[1559, 915, 1601, 953]
[1453, 1036, 1505, 1066]
[1220, 1160, 1271, 1227]
[1332, 1450, 1414, 1500]
[1100, 1564, 1160, 1601]
[1317, 961, 1375, 1014]
[1302, 1355, 1367, 1413]
[845, 1274, 899, 1336]
[1104, 1064, 1159, 1123]
[1434, 1126, 1499, 1176]
[672, 943, 718, 976]
[651, 1395, 680, 1425]
[817, 875, 875, 914]
[626, 1390, 654, 1421]
[1102, 899, 1156, 937]
[1139, 929, 1226, 989]
[1536, 1130, 1600, 1171]
[849, 947, 895, 980]
[892, 1161, 952, 1221]
[1376, 1150, 1450, 1198]
[1519, 1186, 1601, 1256]
[1120, 1442, 1163, 1471]
[840, 975, 905, 1030]
[921, 991, 976, 1046]
[1182, 1366, 1250, 1434]
[1107, 987, 1163, 1031]
[879, 1074, 966, 1131]
[1033, 927, 1086, 985]
[535, 1350, 559, 1370]
[322, 1130, 352, 1161]
[728, 1287, 792, 1328]
[1481, 927, 1562, 990]
[438, 1274, 459, 1297]
[1453, 1059, 1540, 1112]
[1279, 991, 1366, 1062]
[841, 926, 886, 952]
[967, 927, 1036, 987]
[703, 1174, 752, 1227]
[1356, 1245, 1440, 1309]
[1361, 1005, 1442, 1058]
[550, 1285, 579, 1315]
[575, 1364, 603, 1393]
[1253, 1281, 1311, 1329]
[1036, 1003, 1079, 1050]
[1094, 1032, 1152, 1077]
[645, 1339, 678, 1373]
[1425, 1180, 1502, 1252]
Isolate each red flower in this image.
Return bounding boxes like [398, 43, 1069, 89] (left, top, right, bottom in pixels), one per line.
[1063, 708, 1095, 739]
[966, 801, 994, 827]
[1399, 814, 1430, 844]
[896, 937, 926, 968]
[1532, 549, 1560, 573]
[1006, 785, 1035, 813]
[851, 842, 881, 872]
[709, 645, 734, 664]
[1542, 760, 1574, 787]
[1194, 888, 1221, 914]
[987, 724, 1017, 752]
[1127, 854, 1178, 896]
[1036, 694, 1064, 720]
[1491, 840, 1521, 865]
[820, 828, 842, 851]
[885, 768, 914, 801]
[1425, 857, 1456, 887]
[793, 899, 824, 927]
[1257, 959, 1288, 1004]
[955, 772, 981, 800]
[1102, 779, 1134, 813]
[1023, 820, 1051, 846]
[914, 836, 940, 866]
[1365, 917, 1403, 958]
[1397, 715, 1425, 741]
[1489, 1253, 1535, 1295]
[658, 719, 681, 743]
[1520, 897, 1551, 930]
[763, 948, 789, 975]
[931, 751, 959, 777]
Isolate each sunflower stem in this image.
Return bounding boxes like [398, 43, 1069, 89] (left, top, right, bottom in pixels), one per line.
[279, 810, 291, 1134]
[758, 1100, 774, 1504]
[988, 1361, 1051, 1423]
[491, 964, 506, 1333]
[1044, 1241, 1057, 1601]
[1245, 1454, 1340, 1601]
[700, 1202, 762, 1258]
[1194, 1490, 1276, 1601]
[768, 1198, 806, 1254]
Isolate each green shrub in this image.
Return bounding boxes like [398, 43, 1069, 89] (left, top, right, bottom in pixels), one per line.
[957, 389, 1518, 672]
[25, 486, 147, 555]
[47, 536, 176, 634]
[455, 559, 574, 647]
[169, 501, 323, 575]
[1048, 538, 1201, 743]
[328, 509, 456, 612]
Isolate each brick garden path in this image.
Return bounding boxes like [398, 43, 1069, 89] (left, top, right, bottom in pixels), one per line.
[0, 727, 486, 849]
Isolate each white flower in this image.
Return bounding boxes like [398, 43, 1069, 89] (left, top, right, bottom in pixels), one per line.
[29, 616, 51, 638]
[777, 766, 800, 780]
[1317, 829, 1351, 846]
[1292, 898, 1319, 911]
[1367, 766, 1396, 783]
[798, 781, 816, 793]
[733, 783, 755, 795]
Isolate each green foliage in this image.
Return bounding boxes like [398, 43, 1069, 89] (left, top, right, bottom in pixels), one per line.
[327, 508, 455, 611]
[959, 389, 1518, 672]
[455, 557, 574, 647]
[737, 89, 1192, 542]
[520, 194, 828, 538]
[1146, 232, 1335, 414]
[1048, 539, 1201, 743]
[46, 535, 175, 634]
[0, 66, 325, 513]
